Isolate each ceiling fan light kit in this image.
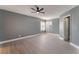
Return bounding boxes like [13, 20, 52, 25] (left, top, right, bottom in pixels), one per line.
[31, 5, 45, 14]
[36, 12, 39, 13]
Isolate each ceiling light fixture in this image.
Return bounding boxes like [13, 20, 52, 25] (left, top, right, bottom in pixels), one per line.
[36, 12, 39, 13]
[31, 5, 45, 14]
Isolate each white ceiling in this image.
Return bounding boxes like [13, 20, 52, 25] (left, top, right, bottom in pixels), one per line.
[0, 5, 77, 20]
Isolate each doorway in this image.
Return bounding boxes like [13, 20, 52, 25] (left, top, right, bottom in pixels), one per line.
[64, 16, 71, 42]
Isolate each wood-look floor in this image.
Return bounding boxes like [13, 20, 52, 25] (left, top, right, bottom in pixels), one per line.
[0, 33, 79, 54]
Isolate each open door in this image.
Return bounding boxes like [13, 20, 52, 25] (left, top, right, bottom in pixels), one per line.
[64, 16, 70, 42]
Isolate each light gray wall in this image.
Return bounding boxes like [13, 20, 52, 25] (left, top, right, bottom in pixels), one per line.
[0, 11, 5, 41]
[60, 6, 79, 46]
[47, 18, 59, 34]
[0, 9, 41, 41]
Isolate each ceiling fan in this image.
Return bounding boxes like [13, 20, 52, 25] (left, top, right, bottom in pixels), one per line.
[31, 5, 45, 14]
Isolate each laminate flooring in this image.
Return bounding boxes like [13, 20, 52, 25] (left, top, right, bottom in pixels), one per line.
[0, 33, 79, 54]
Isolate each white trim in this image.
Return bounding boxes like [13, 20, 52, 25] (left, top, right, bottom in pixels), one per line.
[59, 36, 64, 40]
[58, 35, 79, 50]
[0, 33, 40, 44]
[63, 14, 71, 18]
[57, 34, 64, 40]
[70, 43, 79, 50]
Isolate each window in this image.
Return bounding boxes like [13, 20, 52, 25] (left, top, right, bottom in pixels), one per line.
[40, 20, 52, 32]
[46, 21, 52, 32]
[40, 21, 46, 31]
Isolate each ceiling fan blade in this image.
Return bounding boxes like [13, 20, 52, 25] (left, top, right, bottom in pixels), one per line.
[35, 5, 39, 10]
[40, 12, 45, 14]
[31, 8, 36, 11]
[39, 8, 44, 11]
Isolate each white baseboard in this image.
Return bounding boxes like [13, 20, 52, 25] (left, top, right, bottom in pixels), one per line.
[58, 35, 64, 40]
[57, 35, 79, 50]
[58, 35, 79, 50]
[59, 37, 64, 40]
[0, 33, 40, 44]
[1, 33, 79, 50]
[70, 43, 79, 50]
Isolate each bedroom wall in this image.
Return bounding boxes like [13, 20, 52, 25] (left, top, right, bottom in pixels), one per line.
[0, 9, 41, 41]
[0, 11, 5, 41]
[60, 6, 79, 46]
[46, 18, 59, 34]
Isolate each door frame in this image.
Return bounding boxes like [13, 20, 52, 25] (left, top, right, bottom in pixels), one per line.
[63, 14, 71, 42]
